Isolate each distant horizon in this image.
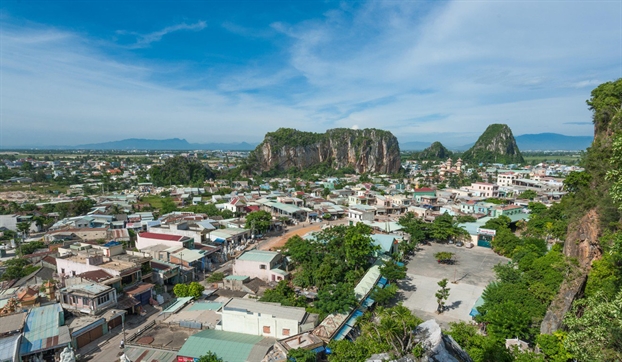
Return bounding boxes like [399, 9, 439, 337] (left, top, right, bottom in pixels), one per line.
[0, 130, 594, 150]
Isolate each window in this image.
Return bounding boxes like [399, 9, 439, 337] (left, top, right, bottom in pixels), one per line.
[260, 264, 266, 270]
[263, 326, 271, 334]
[98, 293, 110, 305]
[282, 329, 290, 336]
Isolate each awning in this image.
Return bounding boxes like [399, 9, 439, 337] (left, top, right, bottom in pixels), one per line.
[362, 297, 375, 309]
[212, 237, 226, 244]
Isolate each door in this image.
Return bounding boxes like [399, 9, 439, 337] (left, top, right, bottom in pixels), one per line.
[75, 325, 104, 348]
[108, 315, 122, 330]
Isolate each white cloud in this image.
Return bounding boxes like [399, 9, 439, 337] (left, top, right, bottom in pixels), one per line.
[119, 21, 207, 49]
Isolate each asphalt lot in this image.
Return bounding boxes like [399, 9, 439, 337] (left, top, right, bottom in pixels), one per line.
[398, 243, 509, 328]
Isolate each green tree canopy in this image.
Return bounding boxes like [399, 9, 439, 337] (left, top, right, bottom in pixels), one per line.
[197, 352, 223, 362]
[245, 211, 272, 234]
[287, 348, 316, 362]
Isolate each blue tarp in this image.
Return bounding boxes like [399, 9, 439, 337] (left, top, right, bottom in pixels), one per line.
[378, 277, 388, 288]
[213, 237, 226, 243]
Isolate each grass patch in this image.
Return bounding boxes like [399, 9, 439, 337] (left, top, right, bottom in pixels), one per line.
[141, 195, 165, 209]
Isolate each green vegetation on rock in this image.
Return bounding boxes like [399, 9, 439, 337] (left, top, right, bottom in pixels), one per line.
[461, 124, 524, 164]
[413, 141, 453, 160]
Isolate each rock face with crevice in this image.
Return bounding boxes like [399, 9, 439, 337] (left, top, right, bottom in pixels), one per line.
[246, 128, 401, 174]
[366, 319, 473, 362]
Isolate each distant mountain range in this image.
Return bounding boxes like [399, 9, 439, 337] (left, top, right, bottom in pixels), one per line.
[400, 133, 593, 151]
[40, 138, 259, 151]
[7, 132, 593, 151]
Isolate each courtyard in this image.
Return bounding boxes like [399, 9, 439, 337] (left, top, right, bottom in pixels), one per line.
[398, 242, 509, 327]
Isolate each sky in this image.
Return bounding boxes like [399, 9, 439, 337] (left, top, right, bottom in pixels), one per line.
[0, 0, 620, 148]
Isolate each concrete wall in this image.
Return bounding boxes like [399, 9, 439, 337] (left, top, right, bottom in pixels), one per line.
[136, 236, 184, 250]
[147, 227, 203, 244]
[221, 310, 300, 339]
[233, 258, 284, 281]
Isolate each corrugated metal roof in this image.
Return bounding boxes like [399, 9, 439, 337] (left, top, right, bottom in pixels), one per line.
[223, 298, 307, 323]
[20, 304, 71, 355]
[236, 250, 279, 264]
[177, 329, 267, 362]
[186, 302, 223, 311]
[160, 297, 193, 314]
[0, 334, 20, 361]
[354, 265, 381, 301]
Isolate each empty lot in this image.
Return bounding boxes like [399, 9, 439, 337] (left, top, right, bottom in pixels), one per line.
[398, 243, 509, 327]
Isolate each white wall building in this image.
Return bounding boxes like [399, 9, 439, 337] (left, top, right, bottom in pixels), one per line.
[220, 298, 318, 339]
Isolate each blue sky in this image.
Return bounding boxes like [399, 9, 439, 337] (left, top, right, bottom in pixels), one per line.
[0, 1, 620, 147]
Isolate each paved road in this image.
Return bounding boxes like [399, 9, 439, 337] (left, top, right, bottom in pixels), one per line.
[81, 307, 163, 362]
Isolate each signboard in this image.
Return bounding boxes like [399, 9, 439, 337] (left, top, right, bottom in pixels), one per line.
[477, 228, 496, 236]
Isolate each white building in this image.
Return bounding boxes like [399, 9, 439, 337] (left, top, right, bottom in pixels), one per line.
[496, 172, 518, 187]
[220, 298, 318, 339]
[232, 250, 288, 282]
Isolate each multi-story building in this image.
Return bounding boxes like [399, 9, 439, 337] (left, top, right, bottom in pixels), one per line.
[232, 250, 288, 282]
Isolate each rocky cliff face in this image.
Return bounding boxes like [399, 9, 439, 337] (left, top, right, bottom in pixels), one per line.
[541, 80, 622, 334]
[461, 124, 524, 164]
[247, 128, 401, 174]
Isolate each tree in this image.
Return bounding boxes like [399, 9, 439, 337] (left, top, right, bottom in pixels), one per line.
[315, 282, 357, 315]
[357, 304, 423, 357]
[456, 215, 477, 223]
[379, 260, 407, 283]
[482, 215, 511, 232]
[260, 280, 306, 307]
[436, 278, 450, 313]
[245, 211, 272, 234]
[197, 352, 223, 362]
[564, 290, 622, 361]
[520, 190, 538, 200]
[288, 348, 316, 362]
[371, 284, 398, 306]
[398, 212, 429, 252]
[564, 171, 592, 193]
[160, 198, 177, 214]
[187, 282, 205, 298]
[434, 252, 454, 264]
[173, 283, 189, 297]
[206, 272, 225, 283]
[430, 213, 469, 242]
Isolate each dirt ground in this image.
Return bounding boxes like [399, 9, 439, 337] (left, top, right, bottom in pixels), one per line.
[0, 191, 44, 202]
[258, 219, 350, 251]
[259, 223, 324, 251]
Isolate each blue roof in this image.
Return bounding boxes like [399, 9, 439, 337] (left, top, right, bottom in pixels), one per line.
[161, 297, 194, 314]
[103, 240, 121, 247]
[20, 304, 71, 355]
[378, 277, 388, 288]
[370, 234, 398, 253]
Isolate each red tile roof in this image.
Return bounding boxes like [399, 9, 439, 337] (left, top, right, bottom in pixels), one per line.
[78, 270, 114, 282]
[42, 256, 57, 266]
[138, 232, 184, 241]
[414, 187, 434, 192]
[125, 283, 155, 296]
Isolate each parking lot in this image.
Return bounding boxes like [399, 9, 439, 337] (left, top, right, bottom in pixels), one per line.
[398, 242, 509, 327]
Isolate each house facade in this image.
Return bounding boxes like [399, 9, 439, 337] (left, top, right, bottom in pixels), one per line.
[232, 250, 288, 282]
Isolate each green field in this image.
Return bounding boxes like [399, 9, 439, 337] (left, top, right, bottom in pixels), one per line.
[522, 154, 581, 164]
[141, 195, 165, 209]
